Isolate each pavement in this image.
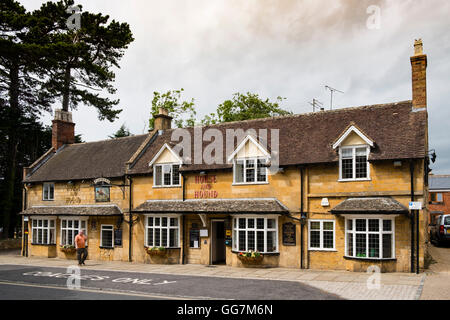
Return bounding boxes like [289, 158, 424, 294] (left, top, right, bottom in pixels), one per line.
[0, 251, 425, 300]
[420, 242, 450, 300]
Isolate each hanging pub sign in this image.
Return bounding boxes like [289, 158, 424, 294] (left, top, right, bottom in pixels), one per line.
[93, 178, 111, 185]
[282, 222, 296, 246]
[114, 228, 123, 247]
[94, 178, 111, 203]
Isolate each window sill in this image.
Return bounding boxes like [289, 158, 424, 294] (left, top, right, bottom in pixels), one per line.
[31, 243, 56, 246]
[152, 185, 182, 189]
[42, 199, 55, 201]
[308, 249, 337, 252]
[338, 178, 371, 182]
[232, 182, 269, 186]
[144, 246, 181, 250]
[344, 256, 396, 262]
[99, 246, 114, 250]
[231, 250, 279, 256]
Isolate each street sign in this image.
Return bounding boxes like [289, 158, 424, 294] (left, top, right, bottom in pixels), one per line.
[409, 202, 422, 210]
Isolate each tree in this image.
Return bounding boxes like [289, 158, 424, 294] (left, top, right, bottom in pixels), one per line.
[149, 88, 196, 129]
[109, 124, 132, 139]
[35, 0, 134, 121]
[202, 92, 292, 125]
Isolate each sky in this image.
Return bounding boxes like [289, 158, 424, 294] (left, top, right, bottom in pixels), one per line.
[20, 0, 450, 174]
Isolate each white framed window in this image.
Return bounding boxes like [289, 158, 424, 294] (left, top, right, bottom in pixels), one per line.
[232, 216, 278, 253]
[43, 183, 55, 201]
[31, 218, 55, 245]
[100, 225, 114, 248]
[60, 218, 88, 246]
[233, 158, 268, 184]
[339, 146, 370, 181]
[153, 164, 181, 187]
[308, 220, 335, 251]
[345, 217, 395, 259]
[145, 215, 180, 248]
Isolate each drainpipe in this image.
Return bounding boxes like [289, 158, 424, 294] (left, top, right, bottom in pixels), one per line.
[300, 167, 304, 269]
[410, 161, 415, 273]
[181, 172, 186, 265]
[22, 184, 28, 257]
[128, 175, 133, 262]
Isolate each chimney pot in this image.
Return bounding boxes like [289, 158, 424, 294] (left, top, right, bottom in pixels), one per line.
[410, 39, 427, 111]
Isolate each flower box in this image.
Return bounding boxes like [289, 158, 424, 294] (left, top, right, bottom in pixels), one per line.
[237, 252, 263, 264]
[146, 247, 167, 256]
[60, 245, 76, 254]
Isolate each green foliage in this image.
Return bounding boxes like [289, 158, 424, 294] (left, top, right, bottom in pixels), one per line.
[149, 88, 196, 130]
[202, 92, 292, 125]
[109, 124, 132, 139]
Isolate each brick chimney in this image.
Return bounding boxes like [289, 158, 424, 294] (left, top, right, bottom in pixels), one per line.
[52, 109, 75, 150]
[153, 107, 172, 132]
[410, 39, 427, 111]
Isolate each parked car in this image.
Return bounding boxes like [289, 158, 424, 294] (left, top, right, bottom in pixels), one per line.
[430, 214, 450, 246]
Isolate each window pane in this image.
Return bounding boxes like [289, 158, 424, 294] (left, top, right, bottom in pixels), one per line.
[155, 217, 160, 226]
[437, 193, 443, 202]
[235, 160, 244, 183]
[32, 229, 37, 243]
[232, 230, 237, 250]
[38, 220, 42, 227]
[257, 159, 267, 182]
[102, 229, 113, 247]
[163, 172, 171, 186]
[356, 219, 366, 232]
[68, 230, 73, 245]
[162, 217, 167, 227]
[342, 148, 353, 158]
[62, 230, 67, 245]
[170, 218, 178, 227]
[310, 222, 320, 230]
[347, 233, 353, 256]
[74, 220, 79, 229]
[68, 220, 72, 228]
[238, 231, 246, 251]
[172, 165, 180, 185]
[256, 218, 264, 229]
[356, 154, 367, 179]
[155, 166, 162, 186]
[161, 229, 167, 247]
[257, 231, 264, 252]
[62, 220, 66, 228]
[38, 229, 43, 244]
[323, 231, 334, 249]
[148, 228, 154, 246]
[383, 220, 392, 232]
[267, 231, 276, 252]
[247, 218, 254, 229]
[169, 228, 178, 247]
[356, 234, 366, 257]
[148, 217, 153, 227]
[382, 234, 392, 258]
[347, 219, 352, 231]
[155, 228, 161, 246]
[44, 220, 48, 228]
[368, 234, 379, 258]
[246, 159, 255, 182]
[368, 219, 379, 232]
[310, 231, 320, 248]
[43, 229, 48, 244]
[267, 219, 275, 229]
[239, 218, 245, 229]
[33, 220, 37, 227]
[342, 158, 353, 179]
[323, 222, 333, 231]
[50, 220, 55, 228]
[247, 231, 255, 251]
[49, 184, 54, 199]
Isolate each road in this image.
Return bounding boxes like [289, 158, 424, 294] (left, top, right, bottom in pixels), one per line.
[420, 242, 450, 300]
[0, 264, 341, 300]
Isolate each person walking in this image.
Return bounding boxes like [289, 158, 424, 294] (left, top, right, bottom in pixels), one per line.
[75, 229, 88, 266]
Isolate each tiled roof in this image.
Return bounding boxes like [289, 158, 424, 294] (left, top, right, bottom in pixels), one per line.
[128, 101, 427, 174]
[330, 197, 409, 215]
[133, 198, 289, 214]
[20, 205, 123, 216]
[429, 175, 450, 191]
[24, 134, 148, 182]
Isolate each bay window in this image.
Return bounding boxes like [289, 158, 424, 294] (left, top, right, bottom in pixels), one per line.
[145, 215, 180, 248]
[233, 158, 268, 184]
[339, 146, 370, 181]
[61, 218, 88, 246]
[154, 164, 181, 187]
[345, 217, 395, 259]
[232, 216, 278, 253]
[32, 218, 55, 245]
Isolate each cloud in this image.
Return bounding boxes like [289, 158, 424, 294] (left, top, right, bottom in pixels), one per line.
[18, 0, 450, 173]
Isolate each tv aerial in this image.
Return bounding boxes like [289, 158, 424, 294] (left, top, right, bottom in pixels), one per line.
[325, 85, 344, 110]
[309, 99, 324, 112]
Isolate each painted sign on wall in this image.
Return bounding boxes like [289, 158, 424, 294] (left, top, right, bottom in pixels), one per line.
[194, 175, 218, 199]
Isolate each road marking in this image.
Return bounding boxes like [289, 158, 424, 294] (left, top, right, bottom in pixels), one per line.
[0, 280, 219, 300]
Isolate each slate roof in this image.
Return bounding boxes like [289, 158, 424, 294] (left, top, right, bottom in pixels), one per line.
[429, 175, 450, 191]
[128, 101, 427, 174]
[133, 199, 289, 214]
[330, 197, 409, 215]
[20, 205, 123, 216]
[24, 134, 148, 183]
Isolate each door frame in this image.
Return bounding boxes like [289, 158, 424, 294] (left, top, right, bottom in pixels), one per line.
[210, 219, 226, 265]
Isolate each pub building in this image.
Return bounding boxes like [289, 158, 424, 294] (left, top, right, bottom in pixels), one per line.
[21, 40, 430, 272]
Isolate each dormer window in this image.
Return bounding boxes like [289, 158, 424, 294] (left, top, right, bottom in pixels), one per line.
[339, 146, 370, 181]
[234, 158, 268, 184]
[154, 164, 181, 187]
